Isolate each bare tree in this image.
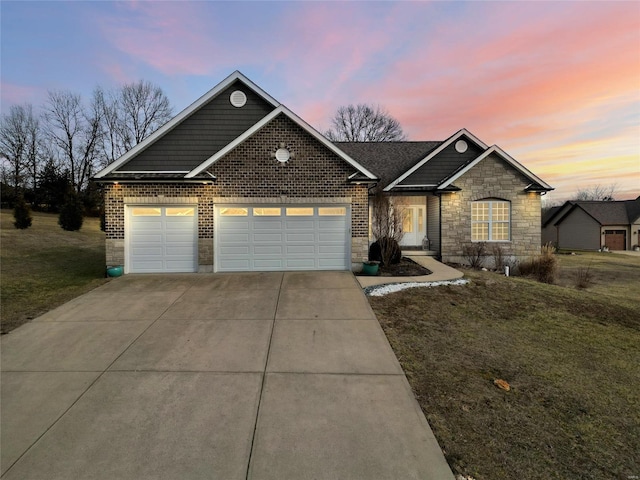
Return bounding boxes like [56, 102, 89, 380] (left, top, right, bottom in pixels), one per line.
[119, 80, 172, 150]
[0, 104, 39, 193]
[574, 184, 617, 201]
[370, 190, 406, 266]
[98, 80, 172, 166]
[42, 90, 104, 193]
[325, 104, 406, 142]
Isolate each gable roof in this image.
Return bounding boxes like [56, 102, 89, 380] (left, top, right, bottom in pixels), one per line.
[186, 106, 377, 179]
[95, 71, 279, 178]
[383, 129, 488, 191]
[95, 71, 377, 181]
[335, 141, 441, 188]
[549, 197, 640, 227]
[438, 145, 553, 191]
[339, 128, 552, 193]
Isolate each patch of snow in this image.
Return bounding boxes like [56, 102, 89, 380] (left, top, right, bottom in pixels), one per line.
[365, 278, 469, 296]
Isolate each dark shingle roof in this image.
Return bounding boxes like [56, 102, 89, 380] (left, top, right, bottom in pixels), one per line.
[578, 201, 633, 225]
[335, 141, 441, 188]
[542, 205, 563, 226]
[625, 196, 640, 223]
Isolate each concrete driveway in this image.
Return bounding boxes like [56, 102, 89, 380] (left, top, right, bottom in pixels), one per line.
[1, 272, 454, 480]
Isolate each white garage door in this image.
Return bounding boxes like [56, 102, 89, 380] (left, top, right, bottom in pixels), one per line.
[216, 205, 350, 272]
[127, 206, 197, 273]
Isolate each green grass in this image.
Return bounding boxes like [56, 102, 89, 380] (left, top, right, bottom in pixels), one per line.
[1, 209, 107, 333]
[369, 252, 640, 480]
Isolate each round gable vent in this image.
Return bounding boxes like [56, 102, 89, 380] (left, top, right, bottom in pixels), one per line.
[230, 90, 247, 108]
[455, 140, 468, 153]
[275, 148, 291, 163]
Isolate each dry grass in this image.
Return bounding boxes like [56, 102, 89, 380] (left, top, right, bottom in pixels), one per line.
[1, 210, 107, 333]
[369, 252, 640, 480]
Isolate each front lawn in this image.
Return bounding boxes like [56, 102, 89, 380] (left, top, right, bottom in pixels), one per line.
[369, 252, 640, 479]
[1, 210, 107, 333]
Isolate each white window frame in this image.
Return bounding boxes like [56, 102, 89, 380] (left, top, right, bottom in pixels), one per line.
[471, 200, 511, 242]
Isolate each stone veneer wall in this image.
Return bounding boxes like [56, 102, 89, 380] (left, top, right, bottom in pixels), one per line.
[103, 113, 370, 271]
[439, 153, 542, 265]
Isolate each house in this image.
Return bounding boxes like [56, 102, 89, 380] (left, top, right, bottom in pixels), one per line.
[94, 71, 552, 273]
[542, 197, 640, 251]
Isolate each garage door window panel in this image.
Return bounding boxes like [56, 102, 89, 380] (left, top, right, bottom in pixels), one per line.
[220, 207, 248, 216]
[253, 208, 281, 216]
[286, 207, 313, 216]
[132, 207, 161, 216]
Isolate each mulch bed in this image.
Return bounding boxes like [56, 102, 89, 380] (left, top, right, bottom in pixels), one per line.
[358, 257, 432, 277]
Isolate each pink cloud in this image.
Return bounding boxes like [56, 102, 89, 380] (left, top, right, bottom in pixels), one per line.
[0, 83, 45, 113]
[97, 2, 231, 77]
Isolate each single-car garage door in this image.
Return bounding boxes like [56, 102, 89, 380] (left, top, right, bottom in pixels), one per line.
[127, 206, 197, 273]
[604, 230, 626, 251]
[215, 205, 350, 272]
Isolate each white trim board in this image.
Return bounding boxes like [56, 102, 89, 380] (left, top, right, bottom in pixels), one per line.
[186, 106, 378, 180]
[94, 71, 280, 178]
[384, 128, 488, 191]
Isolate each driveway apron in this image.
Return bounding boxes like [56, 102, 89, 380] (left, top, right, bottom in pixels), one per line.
[1, 272, 454, 480]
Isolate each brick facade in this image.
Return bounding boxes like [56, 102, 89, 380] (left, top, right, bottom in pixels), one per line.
[103, 113, 370, 271]
[439, 153, 542, 265]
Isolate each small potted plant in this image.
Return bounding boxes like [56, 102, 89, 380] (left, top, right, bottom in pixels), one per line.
[633, 244, 639, 252]
[361, 260, 380, 275]
[601, 245, 609, 252]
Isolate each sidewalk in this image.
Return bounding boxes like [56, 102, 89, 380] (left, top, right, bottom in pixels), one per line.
[356, 256, 464, 288]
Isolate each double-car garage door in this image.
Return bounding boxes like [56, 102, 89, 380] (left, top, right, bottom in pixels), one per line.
[126, 204, 350, 273]
[215, 205, 350, 272]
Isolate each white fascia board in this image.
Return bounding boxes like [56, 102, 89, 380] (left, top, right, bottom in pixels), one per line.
[384, 128, 488, 191]
[186, 105, 378, 180]
[439, 145, 553, 190]
[94, 71, 280, 178]
[391, 184, 437, 188]
[116, 170, 189, 174]
[282, 106, 377, 179]
[185, 108, 283, 177]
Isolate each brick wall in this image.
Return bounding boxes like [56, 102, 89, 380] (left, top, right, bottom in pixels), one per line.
[439, 153, 542, 265]
[103, 113, 370, 270]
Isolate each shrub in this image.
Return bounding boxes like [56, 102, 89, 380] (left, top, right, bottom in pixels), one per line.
[369, 237, 402, 266]
[13, 195, 32, 229]
[519, 243, 558, 284]
[575, 264, 594, 289]
[491, 244, 506, 272]
[58, 190, 84, 231]
[462, 242, 487, 269]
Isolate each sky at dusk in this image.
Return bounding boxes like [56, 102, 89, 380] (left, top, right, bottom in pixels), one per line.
[2, 0, 639, 203]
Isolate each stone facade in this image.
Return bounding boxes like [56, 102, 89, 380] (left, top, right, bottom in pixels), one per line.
[439, 153, 542, 265]
[103, 113, 370, 271]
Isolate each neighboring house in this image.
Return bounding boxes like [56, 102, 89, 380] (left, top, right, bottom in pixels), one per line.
[542, 197, 640, 251]
[94, 71, 552, 273]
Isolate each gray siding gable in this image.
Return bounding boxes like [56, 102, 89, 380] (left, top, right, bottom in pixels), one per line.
[398, 135, 485, 186]
[119, 80, 275, 172]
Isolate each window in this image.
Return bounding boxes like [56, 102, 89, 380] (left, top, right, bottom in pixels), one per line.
[253, 207, 281, 216]
[471, 200, 510, 241]
[131, 207, 161, 216]
[286, 207, 313, 216]
[318, 207, 346, 216]
[166, 207, 195, 216]
[219, 207, 248, 216]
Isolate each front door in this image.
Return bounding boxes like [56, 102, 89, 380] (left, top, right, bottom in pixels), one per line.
[400, 206, 426, 247]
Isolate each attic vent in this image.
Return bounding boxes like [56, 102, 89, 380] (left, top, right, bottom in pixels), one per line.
[455, 140, 468, 153]
[230, 90, 247, 108]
